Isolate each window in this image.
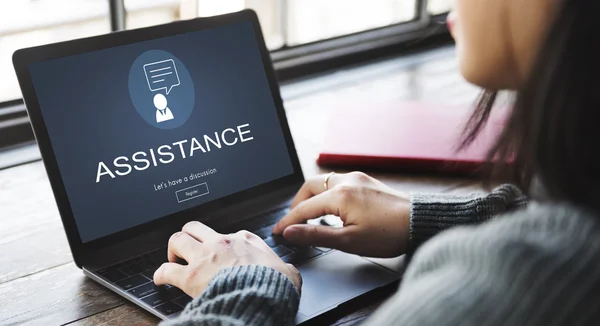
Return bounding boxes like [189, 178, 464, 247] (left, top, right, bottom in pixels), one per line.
[124, 0, 285, 50]
[1, 0, 452, 102]
[0, 0, 452, 155]
[285, 0, 417, 46]
[428, 0, 453, 15]
[123, 0, 450, 49]
[0, 0, 110, 103]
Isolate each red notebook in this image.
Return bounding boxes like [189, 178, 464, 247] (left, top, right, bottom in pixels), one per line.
[317, 100, 508, 174]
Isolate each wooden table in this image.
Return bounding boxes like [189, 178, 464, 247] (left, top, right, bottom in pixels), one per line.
[0, 46, 483, 325]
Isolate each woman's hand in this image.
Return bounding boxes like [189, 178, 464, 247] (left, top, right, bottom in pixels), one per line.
[272, 172, 410, 258]
[154, 221, 302, 297]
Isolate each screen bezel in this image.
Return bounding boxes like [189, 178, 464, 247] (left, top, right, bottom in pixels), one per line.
[12, 10, 304, 267]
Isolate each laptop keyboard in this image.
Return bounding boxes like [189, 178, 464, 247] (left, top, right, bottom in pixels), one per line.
[96, 207, 331, 317]
[97, 249, 189, 316]
[262, 235, 327, 263]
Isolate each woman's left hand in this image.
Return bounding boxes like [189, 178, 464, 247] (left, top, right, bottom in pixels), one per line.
[153, 221, 302, 297]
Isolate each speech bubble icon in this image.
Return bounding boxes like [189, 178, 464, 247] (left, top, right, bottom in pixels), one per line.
[143, 59, 180, 95]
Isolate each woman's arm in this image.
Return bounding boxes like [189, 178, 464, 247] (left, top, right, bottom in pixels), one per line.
[274, 173, 527, 258]
[163, 265, 299, 326]
[152, 224, 302, 326]
[408, 183, 527, 252]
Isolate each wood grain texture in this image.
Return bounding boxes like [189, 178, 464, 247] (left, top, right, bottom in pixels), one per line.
[0, 161, 72, 285]
[0, 46, 484, 325]
[0, 263, 124, 325]
[66, 305, 158, 326]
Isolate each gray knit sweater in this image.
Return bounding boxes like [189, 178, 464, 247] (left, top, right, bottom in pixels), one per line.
[165, 184, 600, 325]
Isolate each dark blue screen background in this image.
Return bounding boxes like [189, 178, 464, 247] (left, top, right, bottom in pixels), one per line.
[29, 22, 294, 242]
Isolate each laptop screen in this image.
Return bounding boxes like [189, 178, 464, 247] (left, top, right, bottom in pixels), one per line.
[27, 21, 295, 243]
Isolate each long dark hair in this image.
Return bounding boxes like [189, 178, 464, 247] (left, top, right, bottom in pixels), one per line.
[461, 0, 600, 211]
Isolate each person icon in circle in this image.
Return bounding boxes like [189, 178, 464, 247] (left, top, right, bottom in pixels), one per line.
[154, 93, 174, 123]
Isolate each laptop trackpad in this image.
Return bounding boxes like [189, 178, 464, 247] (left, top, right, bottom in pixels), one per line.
[296, 250, 399, 318]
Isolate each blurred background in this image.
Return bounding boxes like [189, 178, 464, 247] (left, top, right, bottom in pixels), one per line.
[0, 0, 451, 103]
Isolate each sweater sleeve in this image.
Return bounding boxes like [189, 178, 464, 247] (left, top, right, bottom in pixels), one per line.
[408, 183, 527, 253]
[366, 204, 600, 325]
[162, 265, 299, 326]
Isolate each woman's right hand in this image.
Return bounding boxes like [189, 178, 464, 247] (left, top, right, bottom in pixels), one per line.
[272, 172, 411, 258]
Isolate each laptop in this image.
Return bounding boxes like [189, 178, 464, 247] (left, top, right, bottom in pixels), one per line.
[12, 10, 400, 324]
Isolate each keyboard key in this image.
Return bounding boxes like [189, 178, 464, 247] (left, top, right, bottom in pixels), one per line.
[142, 286, 187, 306]
[166, 286, 185, 299]
[142, 291, 170, 307]
[266, 235, 288, 247]
[142, 270, 156, 280]
[149, 252, 166, 265]
[263, 235, 306, 252]
[137, 259, 157, 270]
[155, 302, 183, 316]
[271, 235, 286, 244]
[129, 282, 164, 298]
[230, 208, 288, 238]
[98, 269, 127, 282]
[116, 274, 150, 290]
[263, 237, 277, 247]
[252, 226, 275, 239]
[174, 295, 193, 308]
[120, 262, 145, 275]
[256, 208, 289, 228]
[284, 244, 303, 252]
[272, 245, 292, 257]
[282, 248, 323, 265]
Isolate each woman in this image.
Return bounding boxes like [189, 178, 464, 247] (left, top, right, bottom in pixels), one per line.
[155, 0, 600, 324]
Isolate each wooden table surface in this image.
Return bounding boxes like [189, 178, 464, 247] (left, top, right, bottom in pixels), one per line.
[0, 46, 483, 326]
